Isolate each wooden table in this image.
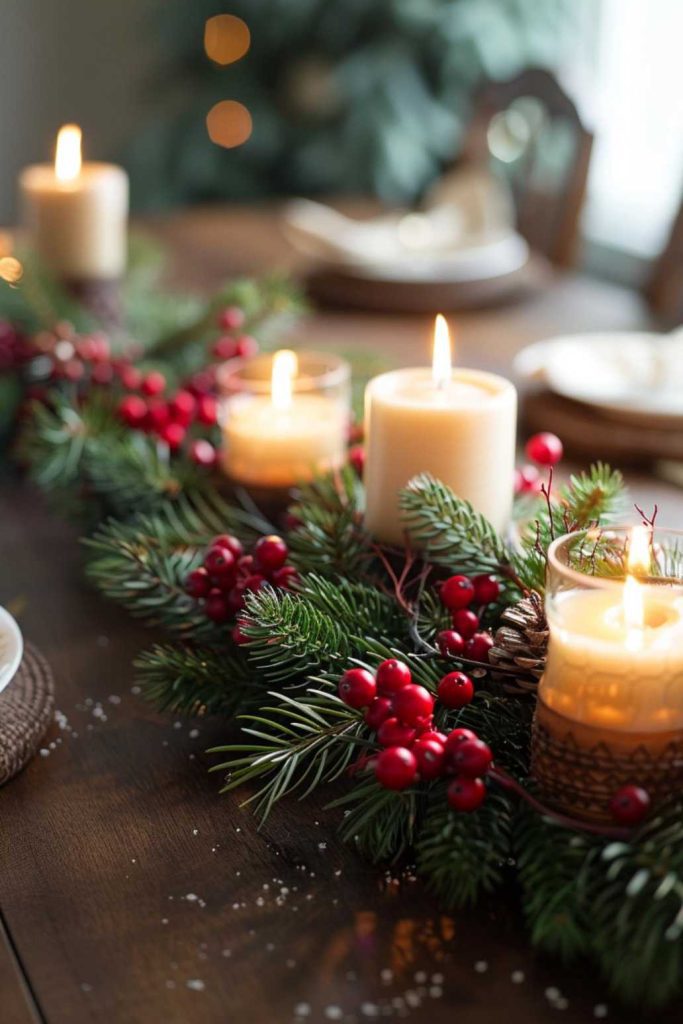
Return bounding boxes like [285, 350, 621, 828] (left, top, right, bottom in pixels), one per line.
[1, 205, 682, 1024]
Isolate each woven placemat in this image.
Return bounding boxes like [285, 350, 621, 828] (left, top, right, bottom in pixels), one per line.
[0, 643, 55, 786]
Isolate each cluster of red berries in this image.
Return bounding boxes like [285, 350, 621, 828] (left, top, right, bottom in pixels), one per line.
[515, 431, 564, 496]
[0, 320, 29, 372]
[209, 305, 259, 363]
[435, 572, 500, 665]
[185, 533, 299, 634]
[338, 658, 491, 812]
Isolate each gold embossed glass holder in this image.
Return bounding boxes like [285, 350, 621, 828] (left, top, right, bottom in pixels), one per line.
[531, 527, 683, 823]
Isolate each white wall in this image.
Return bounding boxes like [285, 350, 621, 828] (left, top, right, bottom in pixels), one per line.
[0, 0, 161, 223]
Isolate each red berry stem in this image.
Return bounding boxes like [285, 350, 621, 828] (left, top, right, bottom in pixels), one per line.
[488, 765, 632, 840]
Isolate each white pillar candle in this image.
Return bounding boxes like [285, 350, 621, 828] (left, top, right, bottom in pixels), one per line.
[19, 125, 129, 280]
[542, 526, 683, 732]
[221, 350, 349, 488]
[364, 315, 517, 545]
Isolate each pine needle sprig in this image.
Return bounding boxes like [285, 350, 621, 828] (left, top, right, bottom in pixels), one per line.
[210, 687, 367, 820]
[332, 777, 420, 863]
[241, 575, 401, 683]
[286, 468, 372, 577]
[135, 643, 257, 717]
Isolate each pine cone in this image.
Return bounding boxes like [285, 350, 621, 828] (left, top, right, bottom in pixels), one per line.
[489, 591, 548, 696]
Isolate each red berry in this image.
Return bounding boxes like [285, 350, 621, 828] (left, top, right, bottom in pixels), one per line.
[187, 370, 216, 396]
[63, 358, 85, 381]
[189, 439, 217, 467]
[393, 684, 434, 727]
[449, 738, 492, 778]
[226, 583, 247, 615]
[472, 574, 500, 606]
[118, 394, 147, 428]
[159, 422, 186, 450]
[451, 608, 479, 639]
[141, 371, 166, 397]
[196, 394, 218, 425]
[168, 390, 197, 425]
[185, 566, 210, 598]
[515, 464, 542, 495]
[338, 668, 376, 709]
[90, 361, 114, 384]
[437, 671, 474, 709]
[377, 717, 417, 748]
[443, 728, 477, 757]
[217, 305, 245, 331]
[348, 445, 365, 475]
[525, 431, 563, 467]
[375, 659, 412, 697]
[205, 590, 231, 622]
[375, 747, 417, 791]
[437, 630, 465, 657]
[204, 546, 236, 578]
[413, 737, 446, 781]
[609, 785, 651, 826]
[119, 364, 142, 390]
[243, 573, 267, 593]
[440, 575, 475, 611]
[237, 554, 255, 577]
[447, 776, 486, 812]
[418, 729, 448, 745]
[211, 534, 244, 559]
[271, 565, 299, 590]
[234, 334, 259, 358]
[212, 336, 238, 361]
[254, 535, 289, 573]
[145, 399, 170, 433]
[232, 622, 250, 645]
[364, 696, 394, 731]
[465, 632, 493, 663]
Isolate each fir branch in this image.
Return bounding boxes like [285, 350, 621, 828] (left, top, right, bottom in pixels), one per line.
[241, 574, 401, 683]
[286, 468, 372, 576]
[399, 474, 521, 596]
[417, 787, 514, 906]
[332, 776, 420, 863]
[135, 643, 257, 717]
[210, 686, 368, 820]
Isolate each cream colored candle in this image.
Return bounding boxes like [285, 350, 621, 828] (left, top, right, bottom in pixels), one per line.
[20, 125, 128, 280]
[222, 350, 348, 487]
[542, 527, 683, 732]
[364, 315, 517, 545]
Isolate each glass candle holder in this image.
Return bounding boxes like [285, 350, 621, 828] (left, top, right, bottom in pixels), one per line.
[216, 350, 351, 491]
[532, 526, 683, 821]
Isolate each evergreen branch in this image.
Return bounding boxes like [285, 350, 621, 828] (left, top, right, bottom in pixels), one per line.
[332, 777, 420, 863]
[286, 468, 372, 576]
[209, 686, 368, 820]
[241, 574, 401, 683]
[417, 787, 514, 906]
[135, 643, 257, 717]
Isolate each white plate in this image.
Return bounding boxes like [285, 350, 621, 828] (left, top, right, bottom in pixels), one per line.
[514, 331, 683, 426]
[0, 606, 23, 693]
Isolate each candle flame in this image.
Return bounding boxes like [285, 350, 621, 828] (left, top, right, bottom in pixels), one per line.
[271, 349, 298, 412]
[432, 314, 452, 389]
[55, 124, 82, 182]
[623, 525, 651, 630]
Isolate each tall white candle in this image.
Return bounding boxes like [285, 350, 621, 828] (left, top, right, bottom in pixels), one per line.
[364, 316, 517, 545]
[20, 124, 128, 280]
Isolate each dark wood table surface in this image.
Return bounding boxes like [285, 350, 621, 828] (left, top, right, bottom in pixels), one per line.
[1, 205, 682, 1024]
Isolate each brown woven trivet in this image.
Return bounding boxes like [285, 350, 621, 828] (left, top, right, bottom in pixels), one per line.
[0, 643, 55, 786]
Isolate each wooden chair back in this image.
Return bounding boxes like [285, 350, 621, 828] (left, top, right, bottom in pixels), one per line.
[645, 193, 683, 324]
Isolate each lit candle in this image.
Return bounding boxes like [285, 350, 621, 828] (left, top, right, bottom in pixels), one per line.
[542, 526, 683, 732]
[363, 315, 517, 545]
[19, 124, 129, 281]
[220, 349, 349, 488]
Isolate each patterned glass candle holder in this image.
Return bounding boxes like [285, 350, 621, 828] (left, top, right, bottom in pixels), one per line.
[531, 526, 683, 822]
[217, 349, 351, 493]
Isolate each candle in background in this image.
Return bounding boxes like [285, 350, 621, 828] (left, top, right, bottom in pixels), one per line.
[532, 525, 683, 821]
[219, 349, 350, 489]
[19, 124, 129, 282]
[363, 315, 517, 545]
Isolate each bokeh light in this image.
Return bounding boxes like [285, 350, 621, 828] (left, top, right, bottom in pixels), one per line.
[204, 14, 250, 66]
[206, 100, 253, 148]
[0, 256, 23, 285]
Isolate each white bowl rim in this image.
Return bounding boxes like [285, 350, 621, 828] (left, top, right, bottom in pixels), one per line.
[0, 605, 24, 694]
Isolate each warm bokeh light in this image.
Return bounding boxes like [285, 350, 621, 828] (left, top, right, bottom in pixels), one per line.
[204, 14, 251, 66]
[0, 256, 23, 285]
[55, 124, 82, 182]
[271, 350, 298, 412]
[623, 525, 652, 629]
[206, 100, 253, 148]
[431, 314, 452, 388]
